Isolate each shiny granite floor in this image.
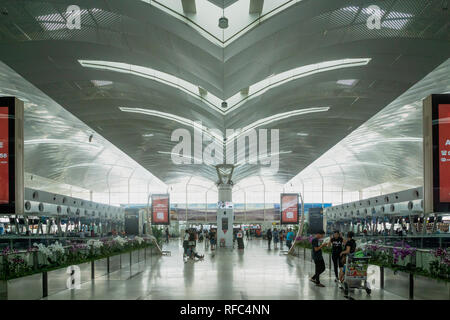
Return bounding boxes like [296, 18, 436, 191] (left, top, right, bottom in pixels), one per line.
[44, 239, 404, 300]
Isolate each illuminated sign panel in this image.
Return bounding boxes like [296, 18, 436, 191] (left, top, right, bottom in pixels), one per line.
[438, 104, 450, 202]
[151, 194, 170, 225]
[280, 193, 299, 225]
[0, 106, 9, 205]
[0, 97, 23, 215]
[423, 94, 450, 213]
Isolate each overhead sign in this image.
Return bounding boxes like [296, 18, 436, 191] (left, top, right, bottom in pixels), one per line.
[218, 201, 233, 209]
[280, 193, 299, 225]
[151, 194, 170, 225]
[423, 94, 450, 213]
[0, 97, 24, 215]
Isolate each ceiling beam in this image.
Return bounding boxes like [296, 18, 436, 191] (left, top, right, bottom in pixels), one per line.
[181, 0, 197, 13]
[249, 0, 264, 14]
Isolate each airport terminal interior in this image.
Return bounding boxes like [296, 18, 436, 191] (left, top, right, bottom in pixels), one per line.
[0, 0, 449, 302]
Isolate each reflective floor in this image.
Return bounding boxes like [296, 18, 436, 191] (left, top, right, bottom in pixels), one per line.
[44, 239, 404, 300]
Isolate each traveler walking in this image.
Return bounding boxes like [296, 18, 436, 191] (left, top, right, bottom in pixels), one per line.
[279, 230, 284, 247]
[286, 228, 294, 249]
[310, 230, 328, 287]
[339, 231, 357, 282]
[209, 229, 216, 250]
[183, 229, 190, 258]
[266, 229, 273, 249]
[273, 228, 279, 249]
[330, 230, 344, 281]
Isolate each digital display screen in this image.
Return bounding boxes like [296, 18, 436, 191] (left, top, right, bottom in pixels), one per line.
[218, 201, 233, 209]
[280, 193, 299, 225]
[0, 107, 9, 205]
[429, 94, 450, 213]
[438, 104, 450, 202]
[151, 194, 170, 225]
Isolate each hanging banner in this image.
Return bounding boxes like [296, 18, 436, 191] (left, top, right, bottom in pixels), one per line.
[280, 193, 299, 225]
[151, 194, 170, 225]
[0, 97, 24, 215]
[423, 94, 450, 213]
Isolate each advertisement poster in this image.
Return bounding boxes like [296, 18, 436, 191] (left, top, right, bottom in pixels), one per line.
[0, 107, 8, 205]
[438, 104, 450, 202]
[280, 194, 299, 225]
[151, 194, 170, 225]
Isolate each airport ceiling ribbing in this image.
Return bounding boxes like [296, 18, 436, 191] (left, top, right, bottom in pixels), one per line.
[0, 0, 448, 195]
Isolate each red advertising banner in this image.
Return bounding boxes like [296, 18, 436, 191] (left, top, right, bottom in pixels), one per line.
[0, 107, 9, 205]
[280, 193, 299, 225]
[438, 104, 450, 202]
[151, 194, 170, 225]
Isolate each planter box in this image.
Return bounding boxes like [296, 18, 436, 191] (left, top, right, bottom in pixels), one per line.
[131, 250, 139, 265]
[94, 258, 107, 278]
[145, 246, 153, 258]
[77, 261, 93, 284]
[0, 273, 42, 300]
[367, 265, 381, 289]
[414, 275, 450, 300]
[47, 266, 71, 296]
[384, 268, 411, 299]
[139, 249, 146, 262]
[120, 253, 130, 268]
[108, 255, 121, 273]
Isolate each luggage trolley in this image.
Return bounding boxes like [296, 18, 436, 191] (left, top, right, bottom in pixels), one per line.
[342, 254, 372, 296]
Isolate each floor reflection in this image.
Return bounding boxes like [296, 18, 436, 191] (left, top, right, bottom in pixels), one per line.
[44, 238, 404, 300]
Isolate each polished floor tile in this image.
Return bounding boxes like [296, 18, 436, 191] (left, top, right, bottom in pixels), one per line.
[44, 239, 404, 300]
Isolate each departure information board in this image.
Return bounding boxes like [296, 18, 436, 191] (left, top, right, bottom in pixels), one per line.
[151, 194, 170, 225]
[280, 193, 299, 225]
[423, 94, 450, 213]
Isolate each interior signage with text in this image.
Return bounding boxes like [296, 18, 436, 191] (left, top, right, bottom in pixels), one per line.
[280, 193, 299, 225]
[151, 194, 170, 225]
[423, 94, 450, 213]
[0, 97, 24, 214]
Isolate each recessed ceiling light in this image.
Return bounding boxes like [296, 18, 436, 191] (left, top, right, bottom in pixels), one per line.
[143, 133, 154, 137]
[297, 133, 309, 136]
[337, 79, 358, 86]
[91, 80, 113, 87]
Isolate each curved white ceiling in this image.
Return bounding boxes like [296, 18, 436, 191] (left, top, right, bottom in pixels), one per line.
[287, 58, 450, 195]
[0, 0, 448, 190]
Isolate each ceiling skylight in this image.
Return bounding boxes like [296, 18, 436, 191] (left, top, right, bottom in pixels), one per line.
[141, 0, 305, 47]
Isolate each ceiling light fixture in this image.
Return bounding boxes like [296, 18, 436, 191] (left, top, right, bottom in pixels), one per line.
[337, 79, 358, 86]
[82, 59, 369, 116]
[79, 60, 224, 113]
[225, 58, 371, 114]
[119, 107, 223, 143]
[227, 107, 330, 144]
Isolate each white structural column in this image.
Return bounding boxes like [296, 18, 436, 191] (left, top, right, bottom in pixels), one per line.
[249, 0, 264, 14]
[181, 0, 196, 13]
[216, 184, 234, 248]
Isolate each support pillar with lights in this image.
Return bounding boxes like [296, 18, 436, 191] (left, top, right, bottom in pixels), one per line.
[215, 165, 234, 248]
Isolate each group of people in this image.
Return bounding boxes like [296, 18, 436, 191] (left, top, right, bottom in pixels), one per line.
[182, 228, 205, 261]
[265, 228, 295, 250]
[310, 230, 356, 287]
